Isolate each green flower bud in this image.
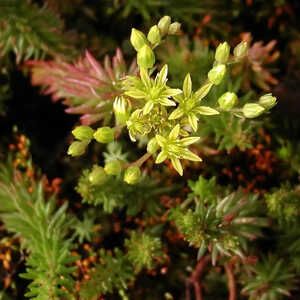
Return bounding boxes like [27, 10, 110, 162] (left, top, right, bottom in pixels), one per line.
[158, 16, 171, 33]
[208, 64, 226, 85]
[130, 28, 148, 52]
[137, 45, 155, 69]
[233, 41, 248, 57]
[147, 25, 161, 44]
[218, 92, 238, 111]
[168, 22, 181, 34]
[104, 160, 122, 176]
[243, 103, 265, 118]
[147, 138, 159, 154]
[89, 165, 106, 185]
[67, 140, 88, 156]
[113, 96, 131, 124]
[124, 166, 141, 185]
[94, 127, 114, 143]
[215, 42, 230, 64]
[258, 93, 277, 110]
[72, 125, 94, 141]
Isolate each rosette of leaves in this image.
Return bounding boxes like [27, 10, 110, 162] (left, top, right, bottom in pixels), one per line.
[125, 231, 163, 271]
[0, 0, 74, 63]
[241, 255, 294, 300]
[265, 183, 300, 225]
[278, 224, 300, 273]
[28, 48, 138, 125]
[170, 176, 268, 265]
[233, 32, 279, 91]
[80, 248, 134, 299]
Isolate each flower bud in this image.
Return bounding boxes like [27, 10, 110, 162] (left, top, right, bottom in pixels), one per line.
[147, 25, 161, 44]
[130, 28, 148, 52]
[72, 125, 94, 141]
[124, 166, 141, 185]
[215, 42, 230, 64]
[89, 165, 106, 185]
[137, 45, 155, 69]
[147, 138, 160, 154]
[67, 141, 88, 156]
[158, 16, 171, 33]
[233, 41, 248, 57]
[168, 22, 181, 34]
[208, 64, 226, 85]
[258, 93, 277, 110]
[242, 103, 265, 118]
[94, 127, 114, 143]
[218, 92, 238, 111]
[113, 96, 131, 124]
[104, 160, 122, 176]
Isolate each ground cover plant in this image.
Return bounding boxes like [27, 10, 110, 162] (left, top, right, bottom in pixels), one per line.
[0, 0, 300, 299]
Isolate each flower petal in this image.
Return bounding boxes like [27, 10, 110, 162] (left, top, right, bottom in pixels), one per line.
[180, 136, 200, 146]
[155, 64, 168, 87]
[181, 149, 202, 162]
[155, 151, 168, 164]
[158, 98, 176, 106]
[195, 83, 213, 102]
[183, 73, 192, 97]
[194, 106, 219, 115]
[140, 67, 151, 88]
[161, 88, 182, 97]
[169, 107, 184, 120]
[188, 113, 198, 132]
[125, 90, 146, 99]
[143, 101, 154, 115]
[155, 135, 167, 147]
[169, 124, 180, 139]
[171, 157, 183, 176]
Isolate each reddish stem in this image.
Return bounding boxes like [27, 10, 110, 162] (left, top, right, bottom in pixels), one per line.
[224, 262, 237, 300]
[185, 255, 211, 300]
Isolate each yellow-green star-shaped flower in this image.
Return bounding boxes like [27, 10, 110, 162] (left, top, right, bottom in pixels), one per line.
[123, 65, 182, 115]
[168, 74, 219, 131]
[155, 124, 202, 176]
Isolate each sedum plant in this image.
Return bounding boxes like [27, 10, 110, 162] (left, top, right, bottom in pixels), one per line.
[1, 0, 300, 298]
[63, 16, 277, 182]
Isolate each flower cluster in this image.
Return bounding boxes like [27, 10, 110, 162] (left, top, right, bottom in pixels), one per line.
[65, 16, 277, 183]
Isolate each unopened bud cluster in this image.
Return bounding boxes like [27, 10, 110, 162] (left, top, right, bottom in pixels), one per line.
[130, 16, 181, 69]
